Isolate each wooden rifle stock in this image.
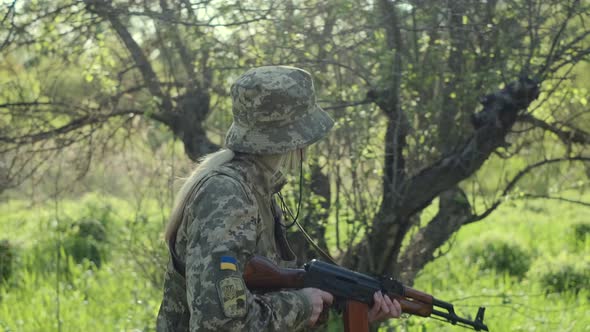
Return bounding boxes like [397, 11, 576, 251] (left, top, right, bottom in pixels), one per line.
[344, 301, 369, 332]
[243, 255, 306, 290]
[392, 295, 433, 317]
[393, 286, 434, 317]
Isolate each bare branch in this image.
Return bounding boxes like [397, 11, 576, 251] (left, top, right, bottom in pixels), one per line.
[123, 6, 273, 27]
[518, 193, 590, 207]
[538, 0, 582, 79]
[468, 156, 590, 223]
[157, 0, 197, 86]
[0, 107, 144, 145]
[519, 113, 590, 145]
[320, 99, 372, 111]
[84, 0, 173, 113]
[0, 0, 17, 51]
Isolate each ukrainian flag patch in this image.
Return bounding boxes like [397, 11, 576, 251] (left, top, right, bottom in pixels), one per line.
[220, 256, 238, 271]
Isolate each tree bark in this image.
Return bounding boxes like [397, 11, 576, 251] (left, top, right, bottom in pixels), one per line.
[397, 187, 472, 284]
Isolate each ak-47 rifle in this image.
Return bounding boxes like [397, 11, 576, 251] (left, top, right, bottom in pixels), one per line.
[243, 256, 489, 332]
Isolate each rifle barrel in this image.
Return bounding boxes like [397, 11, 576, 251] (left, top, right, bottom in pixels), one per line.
[431, 302, 489, 332]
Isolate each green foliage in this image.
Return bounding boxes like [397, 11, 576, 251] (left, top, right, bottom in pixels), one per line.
[464, 235, 532, 278]
[62, 219, 108, 267]
[73, 218, 108, 242]
[26, 203, 112, 273]
[572, 220, 590, 245]
[3, 193, 590, 331]
[0, 255, 160, 332]
[529, 254, 590, 294]
[0, 240, 15, 284]
[389, 197, 590, 332]
[0, 194, 167, 331]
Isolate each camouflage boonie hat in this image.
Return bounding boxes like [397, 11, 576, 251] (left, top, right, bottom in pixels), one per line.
[225, 66, 334, 154]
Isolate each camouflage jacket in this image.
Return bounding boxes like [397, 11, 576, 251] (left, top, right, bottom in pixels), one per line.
[156, 154, 312, 332]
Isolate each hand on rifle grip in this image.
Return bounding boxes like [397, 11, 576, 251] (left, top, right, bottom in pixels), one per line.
[301, 287, 334, 327]
[368, 291, 402, 323]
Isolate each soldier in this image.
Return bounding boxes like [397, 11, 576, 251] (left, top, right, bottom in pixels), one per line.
[156, 66, 401, 331]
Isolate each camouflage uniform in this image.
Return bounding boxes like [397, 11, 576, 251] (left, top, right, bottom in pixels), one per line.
[156, 66, 334, 332]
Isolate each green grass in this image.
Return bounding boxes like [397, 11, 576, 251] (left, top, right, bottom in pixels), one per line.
[386, 197, 590, 332]
[0, 258, 160, 332]
[0, 193, 588, 331]
[0, 193, 167, 332]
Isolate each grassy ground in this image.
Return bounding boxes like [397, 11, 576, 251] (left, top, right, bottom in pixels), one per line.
[388, 196, 590, 332]
[0, 194, 166, 332]
[0, 193, 588, 331]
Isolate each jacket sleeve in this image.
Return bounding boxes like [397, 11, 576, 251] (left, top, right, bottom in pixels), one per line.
[184, 175, 312, 332]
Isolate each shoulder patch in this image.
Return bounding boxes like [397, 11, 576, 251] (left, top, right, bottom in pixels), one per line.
[220, 256, 238, 271]
[217, 276, 248, 318]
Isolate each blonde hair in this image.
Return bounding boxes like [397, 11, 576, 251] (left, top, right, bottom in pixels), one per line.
[164, 149, 235, 242]
[164, 147, 306, 242]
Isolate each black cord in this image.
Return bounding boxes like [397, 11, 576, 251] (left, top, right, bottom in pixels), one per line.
[276, 150, 338, 263]
[277, 149, 303, 229]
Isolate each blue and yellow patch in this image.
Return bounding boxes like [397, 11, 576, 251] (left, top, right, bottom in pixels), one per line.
[220, 256, 238, 271]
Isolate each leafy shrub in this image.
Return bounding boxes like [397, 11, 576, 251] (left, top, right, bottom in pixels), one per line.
[80, 199, 115, 230]
[465, 235, 532, 278]
[30, 218, 109, 274]
[529, 254, 589, 293]
[0, 240, 15, 284]
[62, 219, 108, 267]
[72, 218, 108, 242]
[572, 221, 590, 244]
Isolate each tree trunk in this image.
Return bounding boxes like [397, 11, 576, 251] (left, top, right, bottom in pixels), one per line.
[397, 187, 472, 284]
[170, 89, 219, 161]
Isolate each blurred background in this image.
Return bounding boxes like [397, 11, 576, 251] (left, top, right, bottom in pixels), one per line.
[1, 0, 589, 331]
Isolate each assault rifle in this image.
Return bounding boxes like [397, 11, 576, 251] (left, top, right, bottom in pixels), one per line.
[244, 256, 489, 332]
